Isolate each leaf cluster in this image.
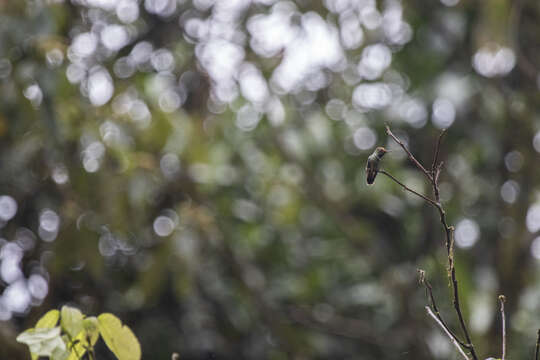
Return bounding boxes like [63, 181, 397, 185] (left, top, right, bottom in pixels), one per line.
[16, 306, 141, 360]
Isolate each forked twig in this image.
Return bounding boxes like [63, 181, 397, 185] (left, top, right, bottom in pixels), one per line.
[426, 306, 471, 360]
[382, 126, 478, 360]
[385, 126, 433, 181]
[380, 127, 540, 360]
[418, 269, 469, 350]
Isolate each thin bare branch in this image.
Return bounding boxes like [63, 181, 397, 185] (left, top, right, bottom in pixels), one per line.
[385, 125, 433, 181]
[499, 295, 506, 360]
[385, 126, 478, 360]
[431, 129, 447, 175]
[431, 129, 446, 201]
[435, 162, 444, 187]
[418, 269, 469, 349]
[378, 170, 438, 207]
[446, 226, 477, 359]
[426, 306, 471, 360]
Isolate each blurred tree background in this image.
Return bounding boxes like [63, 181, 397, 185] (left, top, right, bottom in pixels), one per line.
[1, 0, 540, 359]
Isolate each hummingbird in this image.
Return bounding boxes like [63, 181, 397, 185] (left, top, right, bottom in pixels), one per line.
[366, 147, 388, 185]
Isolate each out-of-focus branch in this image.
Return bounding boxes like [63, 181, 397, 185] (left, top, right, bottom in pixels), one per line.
[426, 307, 471, 360]
[286, 305, 395, 345]
[535, 329, 540, 360]
[509, 0, 540, 82]
[499, 295, 506, 360]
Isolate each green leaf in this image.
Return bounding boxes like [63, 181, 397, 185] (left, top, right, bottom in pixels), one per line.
[63, 317, 100, 360]
[64, 317, 100, 360]
[98, 313, 141, 360]
[83, 316, 100, 345]
[36, 309, 60, 329]
[60, 305, 84, 339]
[24, 309, 61, 359]
[51, 346, 70, 360]
[16, 327, 67, 357]
[17, 327, 61, 345]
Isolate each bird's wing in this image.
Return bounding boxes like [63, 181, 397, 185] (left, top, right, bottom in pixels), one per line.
[365, 159, 372, 172]
[366, 159, 376, 185]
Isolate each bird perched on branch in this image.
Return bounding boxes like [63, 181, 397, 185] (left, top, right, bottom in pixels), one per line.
[366, 147, 388, 185]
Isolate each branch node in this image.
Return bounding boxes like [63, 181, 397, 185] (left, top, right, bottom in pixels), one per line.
[378, 170, 438, 207]
[385, 126, 433, 181]
[426, 306, 472, 360]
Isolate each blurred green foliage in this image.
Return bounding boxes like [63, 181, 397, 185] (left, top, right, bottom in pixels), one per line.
[1, 0, 540, 359]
